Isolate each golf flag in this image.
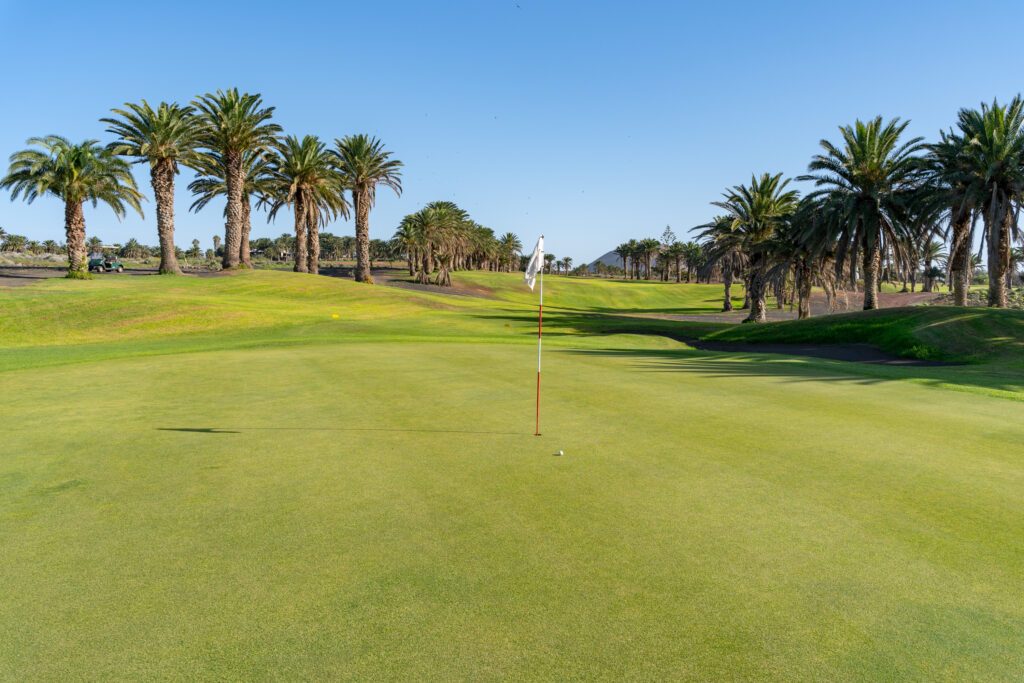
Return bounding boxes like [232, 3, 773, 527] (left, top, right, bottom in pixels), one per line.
[524, 235, 545, 436]
[524, 236, 544, 291]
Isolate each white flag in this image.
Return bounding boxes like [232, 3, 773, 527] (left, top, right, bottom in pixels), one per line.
[523, 235, 544, 291]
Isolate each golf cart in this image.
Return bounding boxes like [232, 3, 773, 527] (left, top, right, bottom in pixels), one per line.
[88, 254, 125, 273]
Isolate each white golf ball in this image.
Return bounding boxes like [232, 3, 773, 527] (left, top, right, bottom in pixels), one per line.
[557, 450, 564, 456]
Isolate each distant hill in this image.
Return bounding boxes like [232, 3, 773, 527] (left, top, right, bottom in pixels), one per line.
[586, 249, 623, 272]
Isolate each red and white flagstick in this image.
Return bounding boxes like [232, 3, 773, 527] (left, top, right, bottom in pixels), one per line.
[535, 265, 543, 436]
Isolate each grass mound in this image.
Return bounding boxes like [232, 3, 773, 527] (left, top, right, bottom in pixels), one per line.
[704, 306, 1024, 361]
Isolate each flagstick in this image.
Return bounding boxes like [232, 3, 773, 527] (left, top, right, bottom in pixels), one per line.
[535, 267, 543, 436]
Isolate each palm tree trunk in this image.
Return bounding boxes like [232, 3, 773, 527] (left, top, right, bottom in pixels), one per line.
[798, 263, 812, 319]
[740, 275, 751, 309]
[675, 256, 682, 283]
[407, 250, 415, 276]
[64, 199, 88, 279]
[987, 202, 1011, 307]
[222, 151, 243, 269]
[239, 196, 253, 268]
[151, 162, 181, 275]
[307, 215, 320, 275]
[862, 242, 880, 310]
[744, 265, 768, 323]
[949, 210, 972, 305]
[722, 268, 734, 311]
[353, 188, 373, 283]
[293, 198, 308, 273]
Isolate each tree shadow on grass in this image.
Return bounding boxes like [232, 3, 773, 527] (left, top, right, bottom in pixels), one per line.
[564, 347, 1024, 398]
[157, 427, 526, 436]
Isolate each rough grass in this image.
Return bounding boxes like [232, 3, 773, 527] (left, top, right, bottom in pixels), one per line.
[1, 270, 1024, 679]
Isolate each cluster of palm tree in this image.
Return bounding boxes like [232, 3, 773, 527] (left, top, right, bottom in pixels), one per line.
[613, 236, 705, 282]
[1, 89, 402, 281]
[694, 100, 1024, 322]
[392, 202, 522, 286]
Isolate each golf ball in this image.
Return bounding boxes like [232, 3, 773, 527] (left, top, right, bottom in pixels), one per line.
[557, 450, 564, 456]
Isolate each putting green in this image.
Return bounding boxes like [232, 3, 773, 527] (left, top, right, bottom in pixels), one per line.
[1, 271, 1023, 679]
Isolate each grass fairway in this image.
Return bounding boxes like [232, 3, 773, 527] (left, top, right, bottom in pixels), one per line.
[2, 271, 1024, 679]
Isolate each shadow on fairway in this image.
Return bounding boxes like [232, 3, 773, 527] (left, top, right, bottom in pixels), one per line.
[565, 347, 1024, 397]
[157, 427, 526, 436]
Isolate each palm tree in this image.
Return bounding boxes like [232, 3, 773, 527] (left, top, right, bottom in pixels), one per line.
[332, 135, 403, 284]
[681, 241, 704, 283]
[661, 241, 685, 283]
[2, 233, 26, 252]
[918, 238, 947, 292]
[954, 97, 1024, 307]
[695, 216, 747, 310]
[713, 173, 799, 322]
[925, 131, 975, 305]
[613, 242, 631, 279]
[636, 238, 659, 279]
[1010, 246, 1024, 288]
[102, 100, 203, 274]
[265, 135, 348, 274]
[1, 136, 143, 277]
[799, 117, 926, 310]
[189, 150, 274, 266]
[498, 232, 522, 272]
[393, 216, 422, 276]
[121, 238, 144, 259]
[544, 253, 556, 274]
[563, 256, 573, 275]
[192, 89, 281, 269]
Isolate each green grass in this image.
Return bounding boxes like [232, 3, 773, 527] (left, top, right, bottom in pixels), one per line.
[2, 269, 1024, 679]
[707, 306, 1024, 362]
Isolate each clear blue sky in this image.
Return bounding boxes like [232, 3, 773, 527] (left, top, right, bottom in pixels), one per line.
[2, 0, 1023, 264]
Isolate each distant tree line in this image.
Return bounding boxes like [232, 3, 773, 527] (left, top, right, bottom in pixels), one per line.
[1, 89, 402, 282]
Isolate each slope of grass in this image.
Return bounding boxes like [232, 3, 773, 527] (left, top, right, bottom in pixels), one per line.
[702, 306, 1024, 362]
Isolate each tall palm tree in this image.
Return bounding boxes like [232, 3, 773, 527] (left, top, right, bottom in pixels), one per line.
[681, 241, 704, 283]
[102, 100, 202, 274]
[713, 173, 799, 322]
[925, 131, 975, 305]
[799, 117, 926, 310]
[614, 242, 631, 279]
[695, 216, 747, 310]
[189, 150, 274, 266]
[498, 232, 522, 272]
[1, 136, 143, 278]
[954, 97, 1024, 307]
[636, 238, 659, 279]
[662, 241, 686, 283]
[544, 253, 556, 274]
[393, 216, 422, 276]
[265, 135, 348, 274]
[918, 238, 947, 293]
[332, 135, 403, 284]
[192, 89, 281, 269]
[563, 256, 573, 274]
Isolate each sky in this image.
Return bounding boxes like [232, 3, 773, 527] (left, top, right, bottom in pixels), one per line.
[2, 0, 1024, 264]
